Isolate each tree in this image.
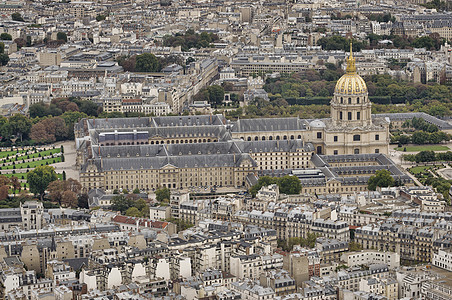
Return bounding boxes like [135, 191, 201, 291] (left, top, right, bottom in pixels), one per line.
[155, 187, 170, 202]
[0, 53, 9, 66]
[0, 185, 8, 201]
[57, 32, 67, 43]
[96, 14, 107, 21]
[0, 33, 12, 41]
[349, 241, 363, 251]
[368, 169, 394, 191]
[76, 193, 88, 209]
[415, 151, 436, 163]
[207, 85, 225, 106]
[10, 176, 20, 195]
[111, 194, 135, 213]
[412, 131, 430, 144]
[11, 12, 24, 22]
[14, 38, 26, 49]
[61, 190, 77, 207]
[27, 166, 58, 201]
[278, 175, 302, 195]
[9, 114, 32, 141]
[133, 188, 140, 194]
[125, 207, 142, 217]
[135, 53, 161, 72]
[79, 100, 99, 116]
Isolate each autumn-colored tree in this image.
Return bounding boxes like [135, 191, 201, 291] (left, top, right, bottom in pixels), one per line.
[62, 190, 77, 207]
[0, 185, 8, 200]
[65, 102, 79, 112]
[47, 178, 82, 206]
[47, 180, 65, 205]
[31, 117, 69, 143]
[31, 119, 56, 143]
[0, 175, 10, 187]
[10, 176, 21, 195]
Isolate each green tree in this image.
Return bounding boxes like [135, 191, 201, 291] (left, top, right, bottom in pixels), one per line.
[349, 241, 363, 251]
[96, 14, 107, 21]
[207, 85, 225, 106]
[125, 207, 142, 217]
[368, 169, 394, 191]
[11, 12, 24, 22]
[9, 114, 32, 141]
[135, 53, 161, 72]
[155, 187, 170, 202]
[27, 166, 58, 201]
[57, 32, 67, 43]
[0, 53, 9, 66]
[415, 151, 436, 163]
[133, 187, 140, 194]
[278, 175, 302, 195]
[0, 33, 12, 40]
[412, 131, 430, 144]
[111, 194, 135, 213]
[78, 193, 89, 209]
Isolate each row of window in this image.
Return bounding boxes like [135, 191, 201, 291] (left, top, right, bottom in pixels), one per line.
[332, 149, 379, 155]
[339, 111, 361, 121]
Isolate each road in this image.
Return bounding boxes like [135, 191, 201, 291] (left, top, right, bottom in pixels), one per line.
[51, 140, 79, 180]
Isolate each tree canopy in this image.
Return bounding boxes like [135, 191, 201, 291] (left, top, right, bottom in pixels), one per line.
[155, 187, 170, 203]
[250, 175, 302, 197]
[135, 53, 161, 72]
[368, 169, 395, 191]
[27, 166, 58, 200]
[163, 29, 219, 51]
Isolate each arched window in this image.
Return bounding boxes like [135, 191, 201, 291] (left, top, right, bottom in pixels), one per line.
[269, 136, 273, 140]
[255, 136, 259, 141]
[262, 136, 266, 141]
[340, 97, 343, 103]
[357, 97, 360, 104]
[317, 146, 322, 154]
[348, 98, 352, 104]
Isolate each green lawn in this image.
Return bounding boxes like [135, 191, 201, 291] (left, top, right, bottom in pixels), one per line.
[0, 156, 62, 170]
[0, 149, 60, 163]
[0, 150, 27, 159]
[395, 145, 450, 152]
[409, 165, 443, 174]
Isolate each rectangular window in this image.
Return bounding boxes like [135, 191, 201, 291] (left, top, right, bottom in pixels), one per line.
[375, 134, 380, 141]
[317, 132, 322, 139]
[353, 135, 360, 141]
[357, 112, 360, 120]
[334, 136, 338, 142]
[348, 112, 352, 120]
[334, 150, 338, 155]
[340, 112, 343, 120]
[375, 149, 379, 153]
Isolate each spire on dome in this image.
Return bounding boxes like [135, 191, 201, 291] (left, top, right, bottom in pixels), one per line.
[346, 42, 356, 74]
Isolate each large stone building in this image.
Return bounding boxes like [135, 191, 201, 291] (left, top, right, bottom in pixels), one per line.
[74, 47, 405, 193]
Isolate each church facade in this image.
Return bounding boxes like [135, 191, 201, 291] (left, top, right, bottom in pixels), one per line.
[230, 46, 390, 156]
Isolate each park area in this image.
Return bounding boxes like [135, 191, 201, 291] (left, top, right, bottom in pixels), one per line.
[395, 145, 450, 152]
[0, 146, 64, 192]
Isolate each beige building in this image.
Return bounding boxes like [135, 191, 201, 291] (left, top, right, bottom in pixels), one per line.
[75, 47, 399, 194]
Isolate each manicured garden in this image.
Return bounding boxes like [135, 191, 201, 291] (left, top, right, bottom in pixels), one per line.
[395, 145, 450, 152]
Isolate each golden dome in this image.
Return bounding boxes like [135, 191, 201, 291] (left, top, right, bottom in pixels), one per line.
[334, 43, 367, 95]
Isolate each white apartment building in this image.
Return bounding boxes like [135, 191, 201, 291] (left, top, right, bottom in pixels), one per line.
[149, 206, 170, 221]
[341, 251, 400, 269]
[433, 249, 452, 271]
